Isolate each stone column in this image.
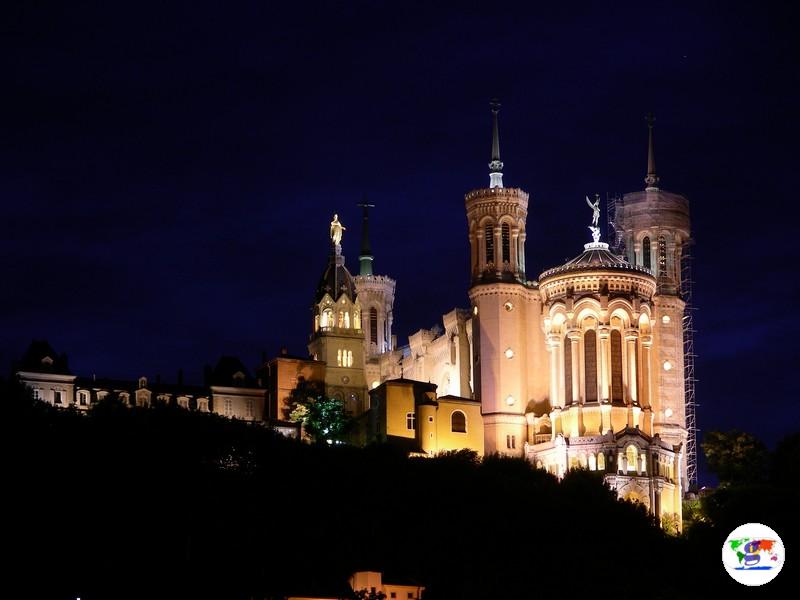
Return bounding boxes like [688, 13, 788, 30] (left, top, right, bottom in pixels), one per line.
[494, 225, 502, 276]
[598, 326, 610, 402]
[476, 228, 485, 273]
[547, 334, 562, 408]
[511, 227, 520, 277]
[640, 334, 653, 409]
[519, 232, 527, 276]
[568, 329, 581, 405]
[625, 329, 639, 405]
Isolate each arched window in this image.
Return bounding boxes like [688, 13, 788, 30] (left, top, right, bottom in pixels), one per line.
[563, 333, 572, 404]
[370, 307, 378, 346]
[658, 235, 667, 277]
[406, 412, 415, 430]
[347, 350, 353, 367]
[451, 410, 466, 433]
[642, 236, 651, 269]
[588, 453, 597, 471]
[485, 223, 495, 264]
[321, 308, 333, 329]
[337, 311, 344, 328]
[337, 349, 342, 367]
[610, 330, 623, 403]
[344, 311, 350, 329]
[314, 314, 320, 332]
[626, 444, 638, 472]
[78, 391, 89, 406]
[598, 452, 606, 470]
[501, 223, 511, 263]
[584, 330, 597, 402]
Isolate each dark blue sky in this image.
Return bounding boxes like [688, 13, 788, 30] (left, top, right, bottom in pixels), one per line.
[2, 2, 798, 458]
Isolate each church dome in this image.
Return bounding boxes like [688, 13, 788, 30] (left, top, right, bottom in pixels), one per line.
[315, 252, 356, 302]
[538, 242, 656, 303]
[539, 242, 644, 279]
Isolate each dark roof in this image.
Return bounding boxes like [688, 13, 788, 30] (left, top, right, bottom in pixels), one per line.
[315, 252, 356, 303]
[539, 242, 653, 280]
[17, 340, 71, 374]
[209, 356, 256, 387]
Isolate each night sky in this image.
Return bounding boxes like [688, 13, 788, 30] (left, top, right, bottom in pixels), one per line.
[2, 2, 798, 464]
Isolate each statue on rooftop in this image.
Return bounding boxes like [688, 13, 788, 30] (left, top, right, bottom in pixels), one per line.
[586, 195, 600, 228]
[330, 213, 346, 247]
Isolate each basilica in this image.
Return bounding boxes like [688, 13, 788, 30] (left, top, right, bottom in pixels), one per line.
[17, 104, 693, 528]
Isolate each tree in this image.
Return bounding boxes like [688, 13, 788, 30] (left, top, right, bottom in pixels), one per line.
[701, 429, 768, 486]
[289, 395, 352, 444]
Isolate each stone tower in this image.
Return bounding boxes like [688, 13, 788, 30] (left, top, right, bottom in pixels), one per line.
[353, 202, 396, 390]
[308, 215, 368, 415]
[466, 100, 547, 456]
[613, 115, 691, 489]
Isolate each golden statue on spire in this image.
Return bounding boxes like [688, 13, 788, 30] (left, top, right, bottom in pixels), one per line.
[330, 213, 346, 247]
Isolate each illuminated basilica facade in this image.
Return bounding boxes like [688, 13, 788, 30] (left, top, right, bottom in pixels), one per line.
[305, 104, 692, 525]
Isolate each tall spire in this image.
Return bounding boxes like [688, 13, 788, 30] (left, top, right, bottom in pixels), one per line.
[357, 199, 375, 276]
[644, 113, 660, 191]
[489, 99, 504, 189]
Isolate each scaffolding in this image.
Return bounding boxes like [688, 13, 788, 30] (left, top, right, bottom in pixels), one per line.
[605, 193, 624, 255]
[681, 240, 698, 490]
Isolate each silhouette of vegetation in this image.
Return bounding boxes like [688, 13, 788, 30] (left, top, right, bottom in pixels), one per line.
[4, 378, 797, 599]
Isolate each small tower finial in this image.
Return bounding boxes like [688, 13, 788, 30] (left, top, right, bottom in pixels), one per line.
[645, 113, 660, 191]
[489, 99, 504, 189]
[357, 198, 375, 276]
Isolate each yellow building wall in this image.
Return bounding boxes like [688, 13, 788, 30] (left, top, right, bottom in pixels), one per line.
[383, 383, 417, 440]
[434, 398, 484, 456]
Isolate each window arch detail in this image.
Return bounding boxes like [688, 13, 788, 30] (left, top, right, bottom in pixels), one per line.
[451, 410, 466, 433]
[642, 236, 651, 269]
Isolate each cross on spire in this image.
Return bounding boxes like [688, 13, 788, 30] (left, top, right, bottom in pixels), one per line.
[645, 113, 660, 191]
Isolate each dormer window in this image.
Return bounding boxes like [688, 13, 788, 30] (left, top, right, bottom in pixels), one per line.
[138, 377, 147, 389]
[41, 356, 54, 366]
[233, 371, 245, 385]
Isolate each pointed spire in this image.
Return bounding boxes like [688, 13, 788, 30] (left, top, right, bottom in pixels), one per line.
[489, 99, 504, 189]
[357, 199, 375, 276]
[644, 113, 660, 191]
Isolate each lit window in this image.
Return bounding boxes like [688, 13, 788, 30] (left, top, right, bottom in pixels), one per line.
[246, 400, 254, 418]
[451, 411, 466, 433]
[598, 452, 606, 470]
[626, 445, 638, 472]
[406, 412, 415, 430]
[472, 305, 478, 316]
[337, 349, 342, 367]
[662, 315, 671, 324]
[224, 399, 233, 416]
[344, 311, 350, 328]
[33, 388, 41, 401]
[504, 348, 514, 359]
